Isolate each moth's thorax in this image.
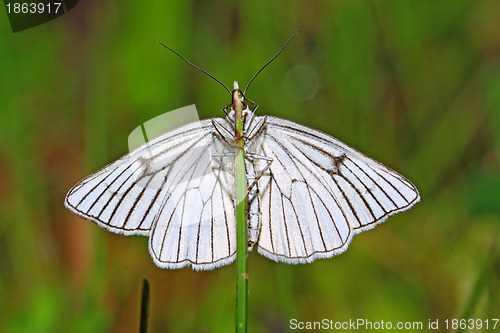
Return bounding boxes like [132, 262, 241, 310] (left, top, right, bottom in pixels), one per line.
[226, 107, 251, 129]
[231, 81, 248, 139]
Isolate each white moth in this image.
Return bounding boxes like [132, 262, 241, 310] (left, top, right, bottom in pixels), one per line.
[65, 35, 419, 270]
[65, 82, 419, 271]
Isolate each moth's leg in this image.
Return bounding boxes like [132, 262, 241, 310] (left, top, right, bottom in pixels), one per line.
[245, 97, 258, 110]
[221, 103, 232, 117]
[245, 115, 267, 142]
[245, 153, 273, 192]
[212, 153, 235, 157]
[211, 152, 236, 174]
[212, 150, 247, 173]
[221, 104, 234, 126]
[243, 98, 259, 132]
[208, 151, 236, 202]
[212, 119, 234, 145]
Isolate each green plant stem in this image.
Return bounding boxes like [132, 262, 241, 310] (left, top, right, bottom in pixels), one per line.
[235, 93, 248, 333]
[235, 145, 248, 332]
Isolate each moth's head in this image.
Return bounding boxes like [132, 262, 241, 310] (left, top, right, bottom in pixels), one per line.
[231, 80, 248, 115]
[232, 81, 245, 104]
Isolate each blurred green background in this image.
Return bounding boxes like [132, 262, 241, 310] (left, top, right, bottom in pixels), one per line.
[1, 0, 499, 332]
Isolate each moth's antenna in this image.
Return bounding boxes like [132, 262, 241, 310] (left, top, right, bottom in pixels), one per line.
[243, 25, 304, 95]
[158, 41, 232, 95]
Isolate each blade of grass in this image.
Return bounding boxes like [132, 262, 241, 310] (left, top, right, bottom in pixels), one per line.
[139, 279, 150, 333]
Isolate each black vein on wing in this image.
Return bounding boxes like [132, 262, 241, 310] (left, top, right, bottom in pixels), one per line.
[75, 163, 125, 208]
[137, 173, 168, 230]
[342, 162, 386, 216]
[122, 174, 154, 229]
[330, 176, 361, 227]
[209, 183, 214, 263]
[217, 158, 233, 259]
[194, 196, 203, 263]
[345, 157, 397, 210]
[371, 167, 410, 204]
[280, 191, 292, 257]
[305, 185, 332, 249]
[267, 163, 275, 253]
[286, 193, 308, 255]
[336, 167, 377, 220]
[97, 163, 142, 220]
[74, 163, 129, 216]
